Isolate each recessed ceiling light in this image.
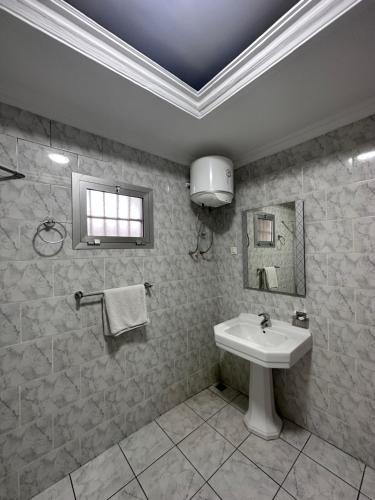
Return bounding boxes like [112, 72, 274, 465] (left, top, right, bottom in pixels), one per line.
[356, 151, 375, 161]
[48, 153, 70, 164]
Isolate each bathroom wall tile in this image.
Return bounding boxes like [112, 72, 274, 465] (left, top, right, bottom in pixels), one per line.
[51, 185, 72, 222]
[0, 102, 50, 145]
[309, 315, 329, 348]
[175, 351, 200, 380]
[125, 397, 159, 436]
[0, 260, 53, 303]
[104, 257, 143, 289]
[53, 393, 106, 448]
[80, 355, 124, 398]
[155, 380, 189, 415]
[18, 140, 76, 181]
[0, 387, 19, 435]
[104, 377, 144, 419]
[80, 414, 127, 465]
[144, 362, 175, 399]
[0, 218, 20, 261]
[0, 338, 52, 390]
[0, 180, 51, 220]
[329, 321, 375, 363]
[310, 348, 356, 391]
[328, 253, 375, 288]
[327, 180, 375, 219]
[20, 368, 80, 423]
[306, 254, 327, 284]
[355, 361, 375, 400]
[305, 220, 353, 254]
[306, 285, 355, 321]
[78, 155, 122, 181]
[0, 473, 19, 500]
[354, 216, 375, 252]
[125, 339, 161, 379]
[102, 137, 136, 165]
[303, 153, 361, 192]
[51, 122, 102, 159]
[356, 289, 375, 326]
[0, 302, 20, 348]
[303, 189, 326, 221]
[0, 416, 52, 477]
[53, 326, 104, 372]
[265, 165, 303, 203]
[53, 259, 104, 296]
[19, 439, 81, 500]
[21, 296, 79, 341]
[328, 384, 375, 437]
[0, 132, 17, 168]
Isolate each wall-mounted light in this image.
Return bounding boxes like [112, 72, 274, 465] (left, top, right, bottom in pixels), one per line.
[48, 153, 70, 164]
[356, 151, 375, 161]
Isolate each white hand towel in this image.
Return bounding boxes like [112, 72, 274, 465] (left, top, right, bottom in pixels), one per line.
[104, 284, 149, 336]
[264, 267, 278, 289]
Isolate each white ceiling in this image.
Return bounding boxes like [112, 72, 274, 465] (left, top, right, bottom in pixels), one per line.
[0, 0, 374, 167]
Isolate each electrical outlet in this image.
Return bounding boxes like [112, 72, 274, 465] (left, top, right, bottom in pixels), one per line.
[230, 246, 238, 255]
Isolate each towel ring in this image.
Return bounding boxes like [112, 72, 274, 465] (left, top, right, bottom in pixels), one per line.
[36, 217, 67, 244]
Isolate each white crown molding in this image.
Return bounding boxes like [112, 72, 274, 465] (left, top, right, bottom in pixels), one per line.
[234, 95, 375, 168]
[0, 0, 363, 119]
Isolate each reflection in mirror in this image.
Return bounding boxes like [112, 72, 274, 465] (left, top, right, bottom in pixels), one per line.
[242, 200, 305, 297]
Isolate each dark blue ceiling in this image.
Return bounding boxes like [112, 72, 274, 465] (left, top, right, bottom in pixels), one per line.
[65, 0, 300, 90]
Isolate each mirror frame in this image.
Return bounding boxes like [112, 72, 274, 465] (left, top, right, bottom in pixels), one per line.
[241, 199, 306, 298]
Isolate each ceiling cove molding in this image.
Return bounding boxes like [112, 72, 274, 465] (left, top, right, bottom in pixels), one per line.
[234, 95, 375, 168]
[0, 0, 363, 119]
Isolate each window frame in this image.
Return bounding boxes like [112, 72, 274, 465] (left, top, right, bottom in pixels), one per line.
[253, 212, 275, 247]
[72, 172, 153, 250]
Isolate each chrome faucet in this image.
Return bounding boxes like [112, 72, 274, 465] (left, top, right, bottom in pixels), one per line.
[258, 312, 271, 329]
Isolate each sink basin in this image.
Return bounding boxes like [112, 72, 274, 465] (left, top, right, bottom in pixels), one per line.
[214, 313, 312, 440]
[214, 313, 312, 368]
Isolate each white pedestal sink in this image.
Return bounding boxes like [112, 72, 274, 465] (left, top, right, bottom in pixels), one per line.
[214, 313, 312, 440]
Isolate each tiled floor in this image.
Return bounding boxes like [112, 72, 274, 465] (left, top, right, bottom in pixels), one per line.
[32, 385, 374, 500]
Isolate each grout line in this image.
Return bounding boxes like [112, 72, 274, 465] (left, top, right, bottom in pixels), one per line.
[68, 474, 77, 500]
[116, 444, 149, 500]
[300, 449, 362, 492]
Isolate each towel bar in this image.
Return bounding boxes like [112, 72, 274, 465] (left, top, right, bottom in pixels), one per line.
[74, 282, 153, 301]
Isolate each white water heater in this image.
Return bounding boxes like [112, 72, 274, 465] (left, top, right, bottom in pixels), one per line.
[190, 156, 234, 207]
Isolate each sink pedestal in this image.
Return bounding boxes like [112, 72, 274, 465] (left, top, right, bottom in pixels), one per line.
[244, 363, 282, 440]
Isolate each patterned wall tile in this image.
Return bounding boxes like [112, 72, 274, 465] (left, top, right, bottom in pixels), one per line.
[0, 416, 52, 478]
[51, 122, 102, 159]
[327, 180, 375, 219]
[0, 387, 19, 435]
[20, 368, 80, 423]
[53, 259, 104, 296]
[0, 180, 51, 220]
[0, 261, 53, 303]
[21, 296, 79, 341]
[18, 140, 76, 182]
[0, 102, 50, 145]
[53, 393, 106, 448]
[19, 439, 81, 500]
[0, 338, 52, 390]
[0, 303, 20, 348]
[0, 132, 17, 169]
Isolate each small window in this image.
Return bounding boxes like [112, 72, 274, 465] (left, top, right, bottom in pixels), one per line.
[72, 173, 153, 249]
[253, 212, 275, 247]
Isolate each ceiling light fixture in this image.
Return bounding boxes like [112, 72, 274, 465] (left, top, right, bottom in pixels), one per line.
[48, 153, 70, 164]
[356, 151, 375, 161]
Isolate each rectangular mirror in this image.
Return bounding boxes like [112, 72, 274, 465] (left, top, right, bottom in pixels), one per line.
[242, 200, 305, 297]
